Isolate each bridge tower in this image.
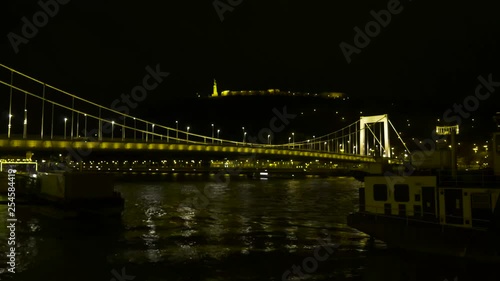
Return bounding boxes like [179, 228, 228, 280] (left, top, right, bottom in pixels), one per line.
[359, 114, 391, 158]
[436, 125, 459, 178]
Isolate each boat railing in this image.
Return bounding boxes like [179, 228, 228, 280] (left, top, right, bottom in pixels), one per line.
[438, 178, 500, 188]
[436, 170, 499, 188]
[357, 204, 492, 231]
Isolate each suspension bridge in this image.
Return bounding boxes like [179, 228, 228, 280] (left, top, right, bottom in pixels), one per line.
[0, 64, 410, 169]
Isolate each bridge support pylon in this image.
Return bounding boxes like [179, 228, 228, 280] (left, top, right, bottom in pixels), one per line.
[359, 114, 390, 158]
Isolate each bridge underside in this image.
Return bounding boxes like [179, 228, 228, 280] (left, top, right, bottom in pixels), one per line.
[0, 139, 376, 163]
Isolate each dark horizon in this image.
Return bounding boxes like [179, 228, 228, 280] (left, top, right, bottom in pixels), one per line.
[0, 0, 499, 107]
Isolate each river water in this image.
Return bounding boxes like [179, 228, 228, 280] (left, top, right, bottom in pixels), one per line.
[0, 176, 497, 281]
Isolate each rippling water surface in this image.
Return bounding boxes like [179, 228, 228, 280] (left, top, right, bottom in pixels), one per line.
[0, 176, 496, 280]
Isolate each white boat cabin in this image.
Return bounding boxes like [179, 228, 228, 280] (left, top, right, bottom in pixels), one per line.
[361, 176, 500, 229]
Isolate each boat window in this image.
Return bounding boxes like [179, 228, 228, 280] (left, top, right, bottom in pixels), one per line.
[394, 184, 410, 202]
[373, 184, 388, 201]
[471, 193, 491, 209]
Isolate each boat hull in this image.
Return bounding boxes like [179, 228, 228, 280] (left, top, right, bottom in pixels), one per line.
[347, 212, 500, 263]
[34, 192, 125, 219]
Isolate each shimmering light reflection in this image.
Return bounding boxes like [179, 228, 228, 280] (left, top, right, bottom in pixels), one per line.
[165, 198, 201, 263]
[284, 180, 302, 242]
[0, 208, 42, 274]
[264, 241, 275, 252]
[176, 204, 197, 232]
[285, 226, 299, 252]
[238, 215, 254, 254]
[18, 219, 41, 273]
[199, 181, 232, 261]
[206, 212, 224, 242]
[167, 243, 200, 263]
[141, 186, 165, 263]
[259, 216, 274, 251]
[237, 183, 252, 209]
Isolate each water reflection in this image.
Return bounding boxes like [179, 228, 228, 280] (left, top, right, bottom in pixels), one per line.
[0, 208, 42, 274]
[142, 185, 164, 263]
[0, 177, 496, 280]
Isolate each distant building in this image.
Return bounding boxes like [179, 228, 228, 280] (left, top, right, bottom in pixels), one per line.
[219, 89, 283, 97]
[320, 92, 344, 99]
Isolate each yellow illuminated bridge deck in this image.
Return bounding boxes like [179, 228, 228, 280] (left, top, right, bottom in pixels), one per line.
[0, 139, 376, 163]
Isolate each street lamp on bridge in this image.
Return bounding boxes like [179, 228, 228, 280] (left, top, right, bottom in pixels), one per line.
[186, 126, 190, 142]
[268, 134, 271, 145]
[23, 109, 27, 139]
[7, 114, 12, 139]
[217, 129, 220, 144]
[176, 121, 179, 142]
[64, 118, 68, 139]
[292, 132, 295, 149]
[84, 114, 87, 138]
[152, 124, 155, 141]
[211, 123, 214, 143]
[8, 88, 12, 138]
[111, 121, 115, 140]
[133, 117, 136, 141]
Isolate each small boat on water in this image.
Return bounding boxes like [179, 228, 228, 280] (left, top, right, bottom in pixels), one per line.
[0, 157, 124, 219]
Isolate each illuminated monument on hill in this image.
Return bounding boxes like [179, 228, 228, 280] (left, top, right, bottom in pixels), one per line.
[212, 79, 218, 97]
[210, 80, 345, 99]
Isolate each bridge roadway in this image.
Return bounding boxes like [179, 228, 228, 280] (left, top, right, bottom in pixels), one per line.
[0, 137, 376, 163]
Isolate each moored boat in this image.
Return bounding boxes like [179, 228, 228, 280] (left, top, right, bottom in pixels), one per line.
[35, 171, 124, 219]
[347, 131, 500, 263]
[0, 157, 124, 219]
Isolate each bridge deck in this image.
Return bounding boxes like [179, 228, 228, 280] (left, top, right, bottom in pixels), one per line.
[0, 138, 376, 163]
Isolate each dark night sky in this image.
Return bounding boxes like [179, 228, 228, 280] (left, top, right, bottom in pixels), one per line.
[1, 0, 500, 106]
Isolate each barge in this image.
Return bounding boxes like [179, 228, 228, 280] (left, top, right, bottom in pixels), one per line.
[1, 158, 124, 219]
[347, 174, 500, 262]
[347, 131, 500, 263]
[34, 171, 124, 219]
